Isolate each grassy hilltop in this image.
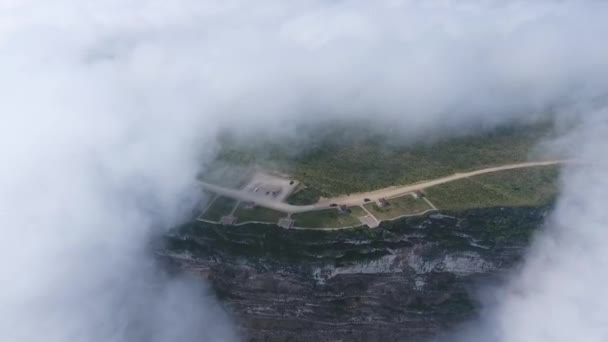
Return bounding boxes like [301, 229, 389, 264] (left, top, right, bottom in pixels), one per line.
[210, 122, 555, 202]
[196, 122, 561, 229]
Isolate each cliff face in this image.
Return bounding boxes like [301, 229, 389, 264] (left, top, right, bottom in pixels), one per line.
[162, 207, 549, 342]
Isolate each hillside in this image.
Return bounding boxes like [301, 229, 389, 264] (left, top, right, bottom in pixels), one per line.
[209, 122, 554, 204]
[196, 123, 560, 229]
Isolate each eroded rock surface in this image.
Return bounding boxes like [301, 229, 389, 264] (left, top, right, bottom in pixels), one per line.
[162, 207, 549, 341]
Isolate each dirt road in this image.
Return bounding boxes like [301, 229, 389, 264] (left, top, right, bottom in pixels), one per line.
[199, 160, 566, 214]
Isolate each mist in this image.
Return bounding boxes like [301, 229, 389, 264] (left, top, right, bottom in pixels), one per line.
[1, 1, 608, 341]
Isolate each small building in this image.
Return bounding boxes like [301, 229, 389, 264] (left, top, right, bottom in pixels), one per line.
[243, 201, 256, 209]
[378, 198, 390, 208]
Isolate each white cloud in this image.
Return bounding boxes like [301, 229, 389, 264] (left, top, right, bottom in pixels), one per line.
[1, 1, 607, 341]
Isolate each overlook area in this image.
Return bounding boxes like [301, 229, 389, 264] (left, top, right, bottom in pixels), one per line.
[197, 123, 560, 229]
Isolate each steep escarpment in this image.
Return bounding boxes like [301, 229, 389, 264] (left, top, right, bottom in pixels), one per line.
[162, 207, 549, 341]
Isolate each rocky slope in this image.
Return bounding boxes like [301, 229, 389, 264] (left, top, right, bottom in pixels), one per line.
[161, 206, 550, 341]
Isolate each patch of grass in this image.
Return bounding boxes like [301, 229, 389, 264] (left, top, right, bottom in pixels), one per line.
[293, 206, 366, 228]
[200, 196, 238, 222]
[364, 195, 432, 220]
[426, 179, 511, 210]
[349, 206, 366, 216]
[426, 165, 559, 210]
[286, 186, 322, 205]
[234, 204, 285, 224]
[473, 165, 559, 205]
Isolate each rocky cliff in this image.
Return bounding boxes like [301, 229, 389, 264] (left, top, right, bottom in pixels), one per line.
[161, 206, 550, 341]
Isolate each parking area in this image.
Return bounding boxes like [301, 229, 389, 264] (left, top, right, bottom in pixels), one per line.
[242, 171, 299, 203]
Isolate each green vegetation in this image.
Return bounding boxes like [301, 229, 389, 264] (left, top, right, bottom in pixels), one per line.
[199, 196, 237, 222]
[199, 122, 560, 227]
[234, 204, 285, 224]
[293, 206, 366, 228]
[213, 122, 553, 198]
[425, 165, 559, 210]
[199, 165, 558, 226]
[286, 186, 322, 205]
[364, 195, 432, 220]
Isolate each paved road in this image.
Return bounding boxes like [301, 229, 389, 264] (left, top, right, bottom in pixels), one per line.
[199, 160, 566, 214]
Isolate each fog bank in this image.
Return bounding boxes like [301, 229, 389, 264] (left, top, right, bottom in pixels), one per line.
[1, 1, 608, 341]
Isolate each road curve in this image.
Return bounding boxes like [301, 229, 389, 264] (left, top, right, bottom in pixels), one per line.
[200, 160, 567, 214]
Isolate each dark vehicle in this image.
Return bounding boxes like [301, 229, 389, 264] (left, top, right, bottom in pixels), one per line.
[364, 198, 371, 202]
[329, 203, 338, 207]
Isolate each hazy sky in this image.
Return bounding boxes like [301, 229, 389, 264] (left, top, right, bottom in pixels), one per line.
[1, 1, 608, 341]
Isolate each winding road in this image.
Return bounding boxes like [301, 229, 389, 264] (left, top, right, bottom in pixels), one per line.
[199, 160, 566, 214]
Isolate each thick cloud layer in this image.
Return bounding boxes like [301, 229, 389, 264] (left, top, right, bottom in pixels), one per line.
[445, 107, 608, 342]
[1, 1, 607, 342]
[491, 117, 608, 341]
